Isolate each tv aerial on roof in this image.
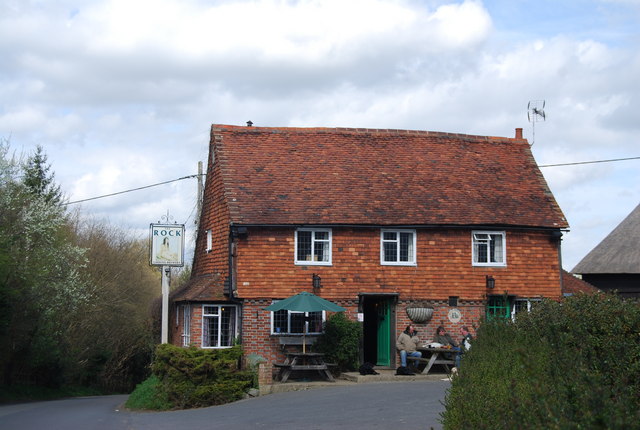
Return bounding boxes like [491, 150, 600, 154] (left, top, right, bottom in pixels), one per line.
[527, 100, 546, 146]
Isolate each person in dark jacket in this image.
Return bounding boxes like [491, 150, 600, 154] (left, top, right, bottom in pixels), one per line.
[434, 326, 458, 348]
[456, 326, 473, 368]
[434, 326, 461, 366]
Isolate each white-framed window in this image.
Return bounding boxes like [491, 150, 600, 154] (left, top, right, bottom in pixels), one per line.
[511, 298, 541, 321]
[380, 229, 416, 265]
[271, 307, 325, 335]
[472, 231, 506, 266]
[180, 304, 191, 347]
[206, 229, 212, 252]
[295, 228, 332, 265]
[201, 304, 237, 348]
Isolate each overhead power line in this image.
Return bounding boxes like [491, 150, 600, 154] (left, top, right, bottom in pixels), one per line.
[65, 156, 638, 205]
[539, 156, 640, 168]
[66, 174, 203, 205]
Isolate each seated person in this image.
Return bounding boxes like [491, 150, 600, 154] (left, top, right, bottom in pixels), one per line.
[397, 324, 422, 369]
[455, 326, 473, 368]
[434, 325, 461, 364]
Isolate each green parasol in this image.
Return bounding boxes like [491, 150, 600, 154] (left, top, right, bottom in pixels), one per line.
[265, 291, 346, 352]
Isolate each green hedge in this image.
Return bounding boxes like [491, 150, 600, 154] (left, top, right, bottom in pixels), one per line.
[315, 312, 361, 372]
[442, 293, 640, 429]
[149, 344, 254, 409]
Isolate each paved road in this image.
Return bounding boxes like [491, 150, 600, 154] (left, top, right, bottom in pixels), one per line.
[0, 379, 450, 430]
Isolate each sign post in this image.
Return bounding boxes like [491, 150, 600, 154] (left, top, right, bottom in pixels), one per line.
[150, 218, 185, 344]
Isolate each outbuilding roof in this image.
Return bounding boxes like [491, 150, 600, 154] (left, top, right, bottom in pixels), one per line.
[562, 270, 600, 295]
[210, 125, 568, 229]
[572, 203, 640, 274]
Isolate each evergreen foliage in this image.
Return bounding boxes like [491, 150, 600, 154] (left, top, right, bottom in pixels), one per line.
[442, 293, 640, 429]
[315, 312, 362, 371]
[22, 145, 63, 205]
[151, 344, 255, 409]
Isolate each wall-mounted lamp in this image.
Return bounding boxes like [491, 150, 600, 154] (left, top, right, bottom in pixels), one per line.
[312, 273, 322, 290]
[486, 275, 495, 289]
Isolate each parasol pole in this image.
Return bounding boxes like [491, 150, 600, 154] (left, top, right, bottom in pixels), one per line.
[303, 313, 307, 354]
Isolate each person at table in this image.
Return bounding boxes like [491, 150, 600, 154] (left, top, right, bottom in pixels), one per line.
[434, 325, 459, 349]
[397, 324, 422, 369]
[455, 326, 473, 368]
[460, 326, 472, 351]
[435, 326, 462, 364]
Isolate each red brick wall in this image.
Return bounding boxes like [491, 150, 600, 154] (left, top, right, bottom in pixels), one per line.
[240, 297, 485, 383]
[234, 227, 562, 301]
[396, 299, 484, 343]
[192, 154, 231, 278]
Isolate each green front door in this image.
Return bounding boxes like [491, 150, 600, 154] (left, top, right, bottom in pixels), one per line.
[376, 300, 390, 366]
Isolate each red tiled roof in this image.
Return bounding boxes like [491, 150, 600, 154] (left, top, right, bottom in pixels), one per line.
[562, 270, 600, 295]
[211, 125, 568, 228]
[171, 273, 226, 302]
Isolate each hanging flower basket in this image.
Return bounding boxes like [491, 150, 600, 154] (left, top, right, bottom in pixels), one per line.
[406, 306, 434, 324]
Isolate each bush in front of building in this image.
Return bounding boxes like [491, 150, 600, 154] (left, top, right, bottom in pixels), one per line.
[125, 374, 173, 411]
[315, 312, 362, 372]
[146, 344, 255, 409]
[442, 293, 640, 429]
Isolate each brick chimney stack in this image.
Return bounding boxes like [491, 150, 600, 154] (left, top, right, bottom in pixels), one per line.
[515, 128, 523, 139]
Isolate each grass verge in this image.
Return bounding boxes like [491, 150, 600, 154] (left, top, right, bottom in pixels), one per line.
[125, 374, 173, 411]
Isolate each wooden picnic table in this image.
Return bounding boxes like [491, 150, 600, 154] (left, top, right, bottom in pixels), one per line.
[275, 352, 335, 383]
[414, 345, 457, 374]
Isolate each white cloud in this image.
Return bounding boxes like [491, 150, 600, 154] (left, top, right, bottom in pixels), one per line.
[0, 0, 639, 270]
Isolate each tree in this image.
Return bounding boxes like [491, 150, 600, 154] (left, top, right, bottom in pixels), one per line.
[0, 140, 87, 386]
[22, 145, 63, 205]
[66, 219, 159, 391]
[1, 140, 162, 393]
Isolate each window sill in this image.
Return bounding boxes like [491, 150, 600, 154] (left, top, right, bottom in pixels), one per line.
[380, 262, 417, 266]
[294, 261, 332, 266]
[472, 263, 507, 267]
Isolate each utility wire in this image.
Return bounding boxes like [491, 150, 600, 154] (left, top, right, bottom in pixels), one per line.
[65, 174, 203, 205]
[65, 156, 639, 205]
[539, 156, 640, 168]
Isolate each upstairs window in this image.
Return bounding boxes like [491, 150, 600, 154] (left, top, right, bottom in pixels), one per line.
[295, 228, 332, 265]
[472, 231, 506, 266]
[381, 229, 416, 265]
[206, 229, 212, 252]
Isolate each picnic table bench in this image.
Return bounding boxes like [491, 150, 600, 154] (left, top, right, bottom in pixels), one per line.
[274, 352, 335, 383]
[414, 346, 457, 374]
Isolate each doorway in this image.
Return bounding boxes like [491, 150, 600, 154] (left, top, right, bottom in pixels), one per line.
[361, 294, 397, 367]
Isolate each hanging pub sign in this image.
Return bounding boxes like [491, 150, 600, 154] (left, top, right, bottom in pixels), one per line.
[149, 224, 185, 266]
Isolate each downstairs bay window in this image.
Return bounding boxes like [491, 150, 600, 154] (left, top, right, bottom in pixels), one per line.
[202, 304, 238, 348]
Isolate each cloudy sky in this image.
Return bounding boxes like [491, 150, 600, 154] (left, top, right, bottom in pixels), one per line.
[1, 0, 638, 270]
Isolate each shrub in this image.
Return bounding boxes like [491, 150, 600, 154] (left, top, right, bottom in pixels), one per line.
[150, 344, 255, 409]
[315, 312, 361, 372]
[442, 293, 640, 429]
[125, 374, 172, 411]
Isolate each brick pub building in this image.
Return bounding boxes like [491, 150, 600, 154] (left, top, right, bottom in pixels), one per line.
[170, 124, 568, 384]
